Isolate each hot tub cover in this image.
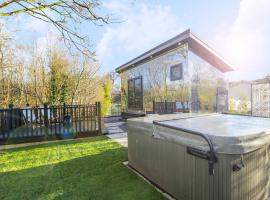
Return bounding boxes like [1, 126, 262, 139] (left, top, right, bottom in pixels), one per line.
[128, 113, 270, 154]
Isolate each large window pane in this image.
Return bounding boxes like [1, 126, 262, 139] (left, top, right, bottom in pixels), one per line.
[128, 76, 143, 110]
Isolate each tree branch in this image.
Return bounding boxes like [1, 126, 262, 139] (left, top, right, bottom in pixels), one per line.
[0, 0, 112, 57]
[0, 1, 62, 16]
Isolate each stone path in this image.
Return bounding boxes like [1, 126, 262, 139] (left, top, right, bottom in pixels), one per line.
[104, 117, 128, 147]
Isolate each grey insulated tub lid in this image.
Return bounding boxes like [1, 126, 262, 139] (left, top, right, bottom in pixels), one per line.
[153, 114, 270, 154]
[127, 113, 210, 134]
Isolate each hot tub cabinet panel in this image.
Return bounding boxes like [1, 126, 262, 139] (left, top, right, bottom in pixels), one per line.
[127, 114, 270, 200]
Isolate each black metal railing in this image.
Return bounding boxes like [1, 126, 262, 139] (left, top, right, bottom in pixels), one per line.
[0, 102, 102, 143]
[153, 101, 189, 114]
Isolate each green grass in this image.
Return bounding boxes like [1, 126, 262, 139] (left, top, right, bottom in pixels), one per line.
[0, 136, 166, 200]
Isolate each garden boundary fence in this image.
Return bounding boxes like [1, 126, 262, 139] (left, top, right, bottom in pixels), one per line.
[0, 102, 102, 144]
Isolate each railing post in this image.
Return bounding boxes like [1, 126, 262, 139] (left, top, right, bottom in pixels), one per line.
[44, 103, 49, 127]
[165, 100, 167, 114]
[153, 100, 155, 114]
[96, 102, 102, 134]
[63, 103, 66, 116]
[8, 104, 13, 136]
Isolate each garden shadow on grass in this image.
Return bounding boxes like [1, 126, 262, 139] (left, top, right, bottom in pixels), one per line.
[0, 141, 165, 200]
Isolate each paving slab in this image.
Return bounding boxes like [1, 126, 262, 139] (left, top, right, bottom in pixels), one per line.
[104, 118, 127, 147]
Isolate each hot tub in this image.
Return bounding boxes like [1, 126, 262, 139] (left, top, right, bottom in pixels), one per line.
[127, 113, 270, 200]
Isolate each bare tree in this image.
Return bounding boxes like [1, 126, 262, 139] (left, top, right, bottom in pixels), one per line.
[0, 22, 107, 107]
[0, 23, 26, 107]
[0, 0, 112, 57]
[69, 55, 100, 104]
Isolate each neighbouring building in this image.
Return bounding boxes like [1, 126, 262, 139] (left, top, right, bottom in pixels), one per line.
[115, 29, 234, 115]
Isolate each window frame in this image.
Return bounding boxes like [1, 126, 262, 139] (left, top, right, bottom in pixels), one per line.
[170, 63, 183, 81]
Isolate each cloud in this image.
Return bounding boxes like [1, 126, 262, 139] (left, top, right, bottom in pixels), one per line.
[222, 0, 270, 80]
[97, 1, 186, 71]
[16, 13, 57, 36]
[24, 17, 52, 34]
[6, 13, 61, 55]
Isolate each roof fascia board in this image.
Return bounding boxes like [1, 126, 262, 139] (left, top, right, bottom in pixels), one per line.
[189, 33, 235, 71]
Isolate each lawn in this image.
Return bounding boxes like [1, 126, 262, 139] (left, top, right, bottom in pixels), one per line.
[0, 136, 166, 200]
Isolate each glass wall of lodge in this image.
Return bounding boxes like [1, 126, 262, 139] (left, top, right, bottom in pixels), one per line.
[120, 44, 228, 113]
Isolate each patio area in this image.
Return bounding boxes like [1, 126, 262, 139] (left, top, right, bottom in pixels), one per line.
[104, 117, 128, 147]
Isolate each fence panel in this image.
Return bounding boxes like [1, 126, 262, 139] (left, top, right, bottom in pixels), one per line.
[0, 103, 101, 143]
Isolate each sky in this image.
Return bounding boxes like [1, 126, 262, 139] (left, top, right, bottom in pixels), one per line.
[3, 0, 270, 81]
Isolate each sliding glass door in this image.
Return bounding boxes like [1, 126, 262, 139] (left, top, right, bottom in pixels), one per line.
[128, 76, 143, 111]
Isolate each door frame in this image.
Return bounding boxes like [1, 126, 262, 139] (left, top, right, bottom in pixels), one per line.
[127, 76, 143, 111]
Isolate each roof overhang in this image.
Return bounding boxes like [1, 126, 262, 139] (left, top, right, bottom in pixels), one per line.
[115, 29, 235, 73]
